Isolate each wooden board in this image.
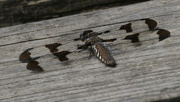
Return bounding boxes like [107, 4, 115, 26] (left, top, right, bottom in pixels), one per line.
[0, 0, 149, 28]
[0, 0, 180, 101]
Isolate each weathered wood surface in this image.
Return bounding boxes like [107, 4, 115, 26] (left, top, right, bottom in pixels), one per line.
[0, 0, 180, 101]
[0, 0, 149, 28]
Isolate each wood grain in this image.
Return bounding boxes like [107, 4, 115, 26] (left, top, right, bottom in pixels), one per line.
[0, 0, 180, 101]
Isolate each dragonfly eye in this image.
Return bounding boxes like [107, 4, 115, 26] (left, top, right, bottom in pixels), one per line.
[80, 30, 93, 41]
[83, 30, 93, 35]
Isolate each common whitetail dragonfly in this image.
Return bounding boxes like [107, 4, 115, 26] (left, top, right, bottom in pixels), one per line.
[19, 18, 170, 72]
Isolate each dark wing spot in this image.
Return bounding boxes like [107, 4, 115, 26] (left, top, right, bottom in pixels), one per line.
[74, 38, 80, 41]
[77, 44, 88, 50]
[98, 30, 111, 35]
[124, 33, 140, 43]
[53, 51, 71, 62]
[104, 30, 110, 33]
[119, 23, 132, 33]
[157, 29, 171, 41]
[19, 48, 33, 63]
[27, 61, 44, 72]
[45, 43, 62, 53]
[144, 18, 157, 30]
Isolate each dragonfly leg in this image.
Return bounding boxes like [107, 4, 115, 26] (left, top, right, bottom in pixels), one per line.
[88, 48, 94, 59]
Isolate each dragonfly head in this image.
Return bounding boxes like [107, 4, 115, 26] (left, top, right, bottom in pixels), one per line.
[80, 30, 98, 41]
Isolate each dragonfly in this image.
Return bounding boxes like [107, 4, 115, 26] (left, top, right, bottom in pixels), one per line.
[19, 18, 170, 72]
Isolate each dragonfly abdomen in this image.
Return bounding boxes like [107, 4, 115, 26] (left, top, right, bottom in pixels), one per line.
[92, 43, 116, 66]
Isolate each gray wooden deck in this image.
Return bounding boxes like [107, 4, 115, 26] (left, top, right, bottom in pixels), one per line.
[0, 0, 180, 101]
